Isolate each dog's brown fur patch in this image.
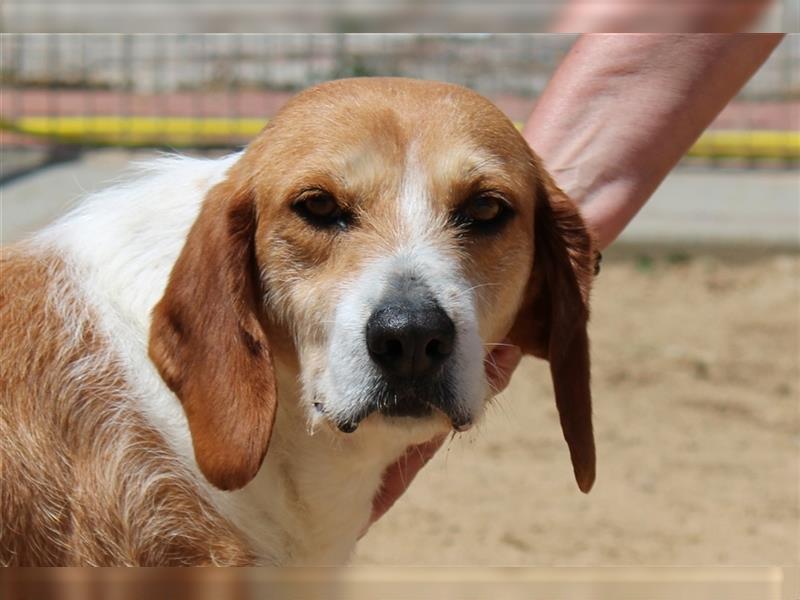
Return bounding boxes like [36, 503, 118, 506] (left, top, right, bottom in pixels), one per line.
[0, 248, 256, 565]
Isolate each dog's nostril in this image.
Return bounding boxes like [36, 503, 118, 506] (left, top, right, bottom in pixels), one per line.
[425, 338, 451, 359]
[385, 339, 403, 358]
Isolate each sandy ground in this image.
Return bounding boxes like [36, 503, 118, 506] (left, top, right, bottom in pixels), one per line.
[355, 252, 799, 565]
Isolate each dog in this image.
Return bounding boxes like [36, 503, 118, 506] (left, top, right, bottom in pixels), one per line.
[0, 78, 597, 566]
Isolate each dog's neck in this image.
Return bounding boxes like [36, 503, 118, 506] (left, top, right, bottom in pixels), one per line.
[216, 366, 439, 564]
[40, 152, 436, 564]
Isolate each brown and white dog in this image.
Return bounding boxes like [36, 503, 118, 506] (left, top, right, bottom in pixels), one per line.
[0, 78, 597, 566]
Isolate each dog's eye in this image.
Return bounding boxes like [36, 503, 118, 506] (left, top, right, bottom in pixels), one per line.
[455, 193, 513, 233]
[465, 195, 503, 221]
[305, 194, 338, 218]
[292, 191, 350, 230]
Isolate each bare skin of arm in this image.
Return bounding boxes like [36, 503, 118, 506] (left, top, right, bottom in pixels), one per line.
[551, 0, 775, 33]
[366, 31, 783, 530]
[524, 34, 784, 249]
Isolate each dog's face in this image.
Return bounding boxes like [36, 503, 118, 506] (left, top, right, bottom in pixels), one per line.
[149, 78, 597, 494]
[251, 81, 537, 435]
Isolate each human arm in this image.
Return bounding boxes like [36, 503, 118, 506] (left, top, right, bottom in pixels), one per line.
[523, 34, 784, 249]
[551, 0, 776, 33]
[364, 31, 783, 532]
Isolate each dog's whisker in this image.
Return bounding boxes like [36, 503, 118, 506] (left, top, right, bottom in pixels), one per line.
[483, 353, 501, 370]
[452, 282, 500, 299]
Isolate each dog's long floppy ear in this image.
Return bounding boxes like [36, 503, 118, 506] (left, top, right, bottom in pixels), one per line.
[148, 176, 277, 491]
[508, 168, 597, 493]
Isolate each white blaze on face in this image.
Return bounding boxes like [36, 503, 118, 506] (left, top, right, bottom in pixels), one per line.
[309, 143, 489, 429]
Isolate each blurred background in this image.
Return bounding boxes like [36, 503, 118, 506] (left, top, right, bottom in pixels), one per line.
[2, 34, 798, 242]
[0, 34, 798, 570]
[1, 0, 797, 32]
[0, 34, 797, 155]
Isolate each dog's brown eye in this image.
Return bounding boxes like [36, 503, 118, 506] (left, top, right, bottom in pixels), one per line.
[305, 194, 338, 218]
[455, 193, 513, 234]
[293, 191, 351, 230]
[465, 195, 503, 222]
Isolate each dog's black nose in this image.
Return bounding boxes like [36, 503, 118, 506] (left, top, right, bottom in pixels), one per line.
[366, 302, 455, 379]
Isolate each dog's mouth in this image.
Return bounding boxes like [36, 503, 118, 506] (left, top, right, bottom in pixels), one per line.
[316, 342, 521, 434]
[318, 377, 472, 434]
[327, 401, 473, 435]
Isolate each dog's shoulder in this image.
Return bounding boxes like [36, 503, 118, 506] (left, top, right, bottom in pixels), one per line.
[0, 156, 258, 566]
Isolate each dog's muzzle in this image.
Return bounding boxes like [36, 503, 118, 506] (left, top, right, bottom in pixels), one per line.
[333, 284, 471, 433]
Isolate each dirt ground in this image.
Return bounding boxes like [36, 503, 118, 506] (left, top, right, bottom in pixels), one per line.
[355, 252, 799, 565]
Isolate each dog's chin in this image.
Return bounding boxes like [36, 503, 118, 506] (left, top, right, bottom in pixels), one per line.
[339, 405, 467, 436]
[312, 344, 518, 436]
[318, 376, 476, 435]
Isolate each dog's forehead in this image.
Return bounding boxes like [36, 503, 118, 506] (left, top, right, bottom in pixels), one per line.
[279, 77, 510, 128]
[238, 79, 539, 231]
[260, 78, 531, 173]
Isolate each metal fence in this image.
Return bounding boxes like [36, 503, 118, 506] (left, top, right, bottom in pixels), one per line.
[1, 34, 798, 161]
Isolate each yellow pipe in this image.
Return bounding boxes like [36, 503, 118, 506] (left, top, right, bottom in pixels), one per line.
[3, 116, 799, 159]
[2, 116, 266, 146]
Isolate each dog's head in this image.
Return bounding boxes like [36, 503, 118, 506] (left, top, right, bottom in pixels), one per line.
[149, 78, 597, 494]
